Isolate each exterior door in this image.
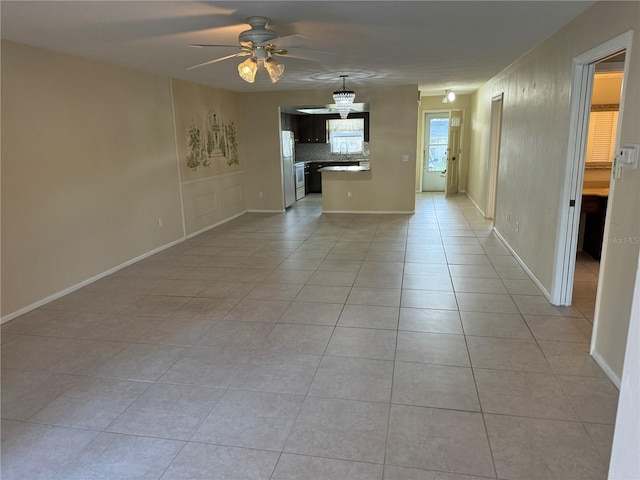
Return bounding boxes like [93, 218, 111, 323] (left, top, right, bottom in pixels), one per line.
[445, 109, 462, 196]
[421, 113, 449, 192]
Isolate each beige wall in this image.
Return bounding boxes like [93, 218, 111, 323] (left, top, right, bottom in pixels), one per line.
[171, 79, 247, 235]
[1, 42, 251, 320]
[240, 85, 419, 213]
[1, 41, 184, 318]
[416, 94, 473, 193]
[466, 1, 640, 379]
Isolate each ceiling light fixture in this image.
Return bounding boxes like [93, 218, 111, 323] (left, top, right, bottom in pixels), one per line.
[238, 49, 285, 84]
[238, 57, 258, 83]
[442, 89, 456, 103]
[333, 75, 356, 119]
[263, 56, 285, 83]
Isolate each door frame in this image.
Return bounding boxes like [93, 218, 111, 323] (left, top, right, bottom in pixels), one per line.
[445, 109, 463, 196]
[485, 93, 504, 220]
[551, 31, 632, 306]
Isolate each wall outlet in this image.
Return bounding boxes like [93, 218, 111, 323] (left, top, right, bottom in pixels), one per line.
[158, 217, 163, 228]
[347, 191, 352, 198]
[402, 154, 409, 162]
[515, 221, 519, 232]
[258, 191, 263, 198]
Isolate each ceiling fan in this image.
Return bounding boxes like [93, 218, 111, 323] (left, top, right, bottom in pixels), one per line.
[187, 16, 335, 84]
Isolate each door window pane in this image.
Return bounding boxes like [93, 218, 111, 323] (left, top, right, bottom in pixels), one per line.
[427, 118, 449, 172]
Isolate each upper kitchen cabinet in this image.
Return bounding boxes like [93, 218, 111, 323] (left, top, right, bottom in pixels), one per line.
[296, 114, 332, 143]
[295, 112, 369, 143]
[280, 112, 297, 133]
[281, 105, 370, 144]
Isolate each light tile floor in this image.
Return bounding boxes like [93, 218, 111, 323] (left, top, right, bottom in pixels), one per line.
[1, 193, 618, 479]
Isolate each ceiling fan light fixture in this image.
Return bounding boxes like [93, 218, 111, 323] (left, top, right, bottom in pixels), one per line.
[238, 57, 258, 83]
[333, 75, 356, 119]
[264, 56, 285, 83]
[443, 89, 456, 103]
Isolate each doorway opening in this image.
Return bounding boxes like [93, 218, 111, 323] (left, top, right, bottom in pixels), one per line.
[421, 112, 449, 192]
[485, 93, 503, 220]
[553, 31, 631, 310]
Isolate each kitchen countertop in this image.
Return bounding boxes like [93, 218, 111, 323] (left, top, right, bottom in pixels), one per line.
[319, 165, 371, 172]
[303, 159, 369, 163]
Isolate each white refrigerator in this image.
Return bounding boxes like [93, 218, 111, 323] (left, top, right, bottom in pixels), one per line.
[282, 130, 296, 208]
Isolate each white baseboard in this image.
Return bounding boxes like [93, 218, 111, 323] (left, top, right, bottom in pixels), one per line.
[591, 348, 622, 388]
[186, 210, 247, 239]
[322, 210, 415, 214]
[465, 192, 485, 217]
[492, 227, 553, 301]
[2, 210, 253, 325]
[1, 237, 184, 324]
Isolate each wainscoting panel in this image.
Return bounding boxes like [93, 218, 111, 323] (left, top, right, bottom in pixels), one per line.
[181, 171, 246, 235]
[192, 192, 219, 218]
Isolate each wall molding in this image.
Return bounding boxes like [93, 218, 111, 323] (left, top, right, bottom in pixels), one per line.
[186, 210, 247, 239]
[591, 349, 622, 389]
[466, 192, 486, 217]
[492, 227, 553, 301]
[1, 237, 184, 325]
[181, 170, 245, 186]
[322, 210, 415, 214]
[2, 207, 254, 324]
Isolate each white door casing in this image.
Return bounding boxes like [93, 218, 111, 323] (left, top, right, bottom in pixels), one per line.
[486, 93, 504, 219]
[552, 31, 631, 307]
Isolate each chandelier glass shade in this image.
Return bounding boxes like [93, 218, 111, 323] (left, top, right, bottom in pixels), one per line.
[333, 75, 356, 119]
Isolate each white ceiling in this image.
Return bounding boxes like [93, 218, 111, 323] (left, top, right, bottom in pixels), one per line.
[1, 1, 595, 96]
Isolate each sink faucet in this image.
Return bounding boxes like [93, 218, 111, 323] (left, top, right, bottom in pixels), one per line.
[339, 142, 349, 156]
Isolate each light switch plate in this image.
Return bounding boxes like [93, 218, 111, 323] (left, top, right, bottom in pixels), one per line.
[613, 143, 639, 179]
[616, 144, 639, 169]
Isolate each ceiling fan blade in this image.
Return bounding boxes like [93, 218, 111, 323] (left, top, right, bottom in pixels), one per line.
[271, 34, 311, 49]
[187, 52, 250, 71]
[188, 44, 240, 48]
[279, 48, 338, 63]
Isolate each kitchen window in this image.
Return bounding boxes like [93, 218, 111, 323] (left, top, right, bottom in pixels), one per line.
[327, 118, 364, 154]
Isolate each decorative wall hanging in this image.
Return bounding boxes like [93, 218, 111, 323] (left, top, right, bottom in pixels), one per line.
[186, 111, 239, 170]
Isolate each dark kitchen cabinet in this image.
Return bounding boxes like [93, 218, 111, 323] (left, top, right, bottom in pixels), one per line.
[297, 115, 312, 143]
[297, 115, 330, 143]
[306, 161, 361, 194]
[306, 162, 323, 193]
[280, 113, 295, 132]
[293, 112, 369, 144]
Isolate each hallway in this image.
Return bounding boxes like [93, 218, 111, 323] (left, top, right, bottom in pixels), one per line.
[1, 193, 618, 479]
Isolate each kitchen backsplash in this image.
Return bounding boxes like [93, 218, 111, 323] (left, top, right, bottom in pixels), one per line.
[295, 142, 370, 162]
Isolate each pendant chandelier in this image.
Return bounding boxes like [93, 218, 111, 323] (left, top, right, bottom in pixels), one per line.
[333, 75, 356, 119]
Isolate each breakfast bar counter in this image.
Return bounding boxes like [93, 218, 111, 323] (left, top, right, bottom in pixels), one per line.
[318, 165, 371, 172]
